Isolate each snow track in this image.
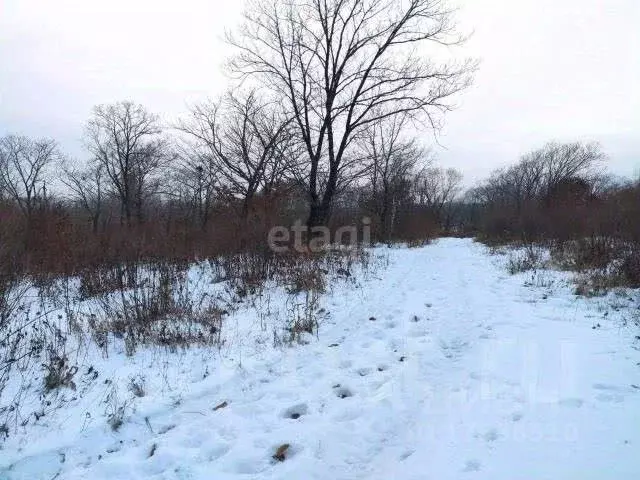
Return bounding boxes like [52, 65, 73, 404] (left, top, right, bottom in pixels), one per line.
[3, 239, 640, 479]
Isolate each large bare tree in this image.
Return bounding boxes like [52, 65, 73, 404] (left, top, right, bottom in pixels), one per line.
[228, 0, 475, 227]
[61, 162, 106, 233]
[0, 135, 58, 219]
[414, 165, 463, 229]
[177, 90, 295, 218]
[85, 101, 169, 226]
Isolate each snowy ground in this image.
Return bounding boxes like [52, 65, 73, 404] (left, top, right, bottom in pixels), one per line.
[2, 238, 640, 479]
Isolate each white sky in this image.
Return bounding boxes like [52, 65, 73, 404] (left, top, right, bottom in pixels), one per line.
[1, 0, 638, 185]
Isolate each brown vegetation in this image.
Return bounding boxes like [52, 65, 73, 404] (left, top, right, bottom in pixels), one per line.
[468, 141, 640, 294]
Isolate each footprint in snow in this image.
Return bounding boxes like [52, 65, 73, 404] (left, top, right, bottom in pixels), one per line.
[282, 403, 308, 420]
[157, 424, 176, 435]
[482, 428, 500, 442]
[439, 338, 469, 360]
[593, 383, 630, 393]
[105, 444, 121, 454]
[399, 450, 414, 461]
[592, 383, 630, 403]
[463, 459, 482, 472]
[511, 412, 524, 422]
[558, 398, 584, 408]
[593, 383, 616, 390]
[333, 385, 354, 399]
[595, 393, 625, 403]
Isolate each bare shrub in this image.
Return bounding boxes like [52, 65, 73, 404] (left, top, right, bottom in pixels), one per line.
[1, 297, 76, 436]
[507, 244, 543, 274]
[89, 262, 227, 355]
[105, 385, 129, 432]
[573, 268, 624, 297]
[78, 267, 127, 299]
[42, 354, 78, 393]
[128, 375, 146, 398]
[285, 288, 325, 345]
[286, 264, 326, 295]
[284, 259, 327, 343]
[550, 237, 620, 271]
[221, 251, 273, 298]
[618, 249, 640, 288]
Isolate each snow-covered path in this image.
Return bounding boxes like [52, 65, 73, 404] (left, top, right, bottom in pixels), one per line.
[3, 239, 640, 479]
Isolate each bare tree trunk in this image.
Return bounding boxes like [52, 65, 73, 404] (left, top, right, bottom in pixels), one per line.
[307, 201, 331, 230]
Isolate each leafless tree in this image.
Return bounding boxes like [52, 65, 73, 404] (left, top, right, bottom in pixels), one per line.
[361, 115, 425, 240]
[0, 135, 58, 219]
[228, 0, 475, 227]
[177, 90, 295, 218]
[536, 142, 606, 200]
[61, 162, 106, 233]
[85, 101, 170, 226]
[171, 150, 219, 229]
[414, 166, 463, 230]
[472, 141, 606, 211]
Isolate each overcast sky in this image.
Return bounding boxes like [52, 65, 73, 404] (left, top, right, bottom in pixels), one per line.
[1, 0, 638, 185]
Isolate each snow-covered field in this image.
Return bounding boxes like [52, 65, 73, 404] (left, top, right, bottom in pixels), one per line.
[2, 238, 640, 479]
